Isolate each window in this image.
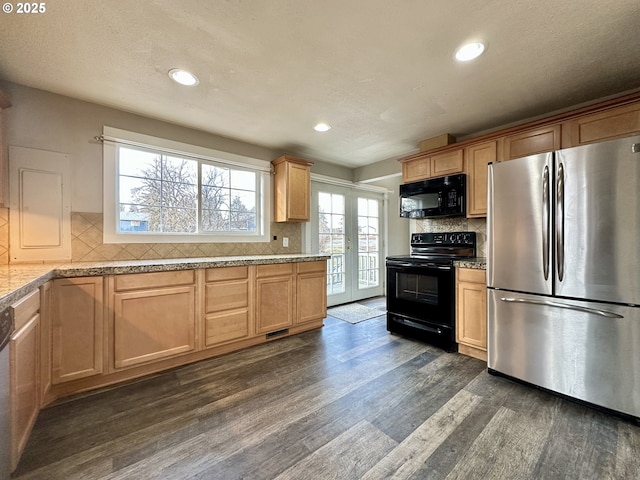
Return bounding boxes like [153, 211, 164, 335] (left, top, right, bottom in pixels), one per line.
[103, 127, 271, 243]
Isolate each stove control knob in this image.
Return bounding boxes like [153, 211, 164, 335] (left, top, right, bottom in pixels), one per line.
[463, 233, 470, 244]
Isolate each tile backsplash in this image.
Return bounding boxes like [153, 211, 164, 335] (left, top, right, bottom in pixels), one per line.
[0, 207, 8, 264]
[70, 212, 302, 262]
[413, 217, 487, 257]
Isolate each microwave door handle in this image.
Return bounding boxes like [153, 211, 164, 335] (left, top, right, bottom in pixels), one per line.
[542, 165, 550, 281]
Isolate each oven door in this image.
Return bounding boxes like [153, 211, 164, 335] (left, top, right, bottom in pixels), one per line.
[386, 261, 455, 327]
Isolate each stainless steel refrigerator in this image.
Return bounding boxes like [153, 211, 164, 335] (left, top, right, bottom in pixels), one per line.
[487, 135, 640, 419]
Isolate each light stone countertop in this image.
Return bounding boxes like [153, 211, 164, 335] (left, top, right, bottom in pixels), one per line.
[0, 254, 329, 312]
[454, 257, 487, 270]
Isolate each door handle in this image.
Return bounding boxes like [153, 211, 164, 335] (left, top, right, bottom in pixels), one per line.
[500, 297, 623, 319]
[542, 165, 550, 281]
[556, 162, 565, 282]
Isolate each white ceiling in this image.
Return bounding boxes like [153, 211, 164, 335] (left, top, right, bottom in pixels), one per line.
[1, 0, 640, 168]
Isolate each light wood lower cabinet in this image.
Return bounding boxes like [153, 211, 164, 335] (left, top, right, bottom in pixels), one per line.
[10, 290, 41, 471]
[255, 263, 294, 334]
[112, 271, 196, 369]
[204, 266, 252, 347]
[51, 277, 103, 384]
[296, 261, 327, 324]
[39, 281, 52, 406]
[456, 268, 487, 361]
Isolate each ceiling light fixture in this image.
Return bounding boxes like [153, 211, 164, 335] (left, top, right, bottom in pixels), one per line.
[454, 42, 486, 62]
[314, 123, 331, 132]
[168, 69, 199, 86]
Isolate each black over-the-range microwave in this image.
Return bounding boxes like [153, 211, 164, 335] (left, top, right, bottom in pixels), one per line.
[399, 174, 466, 218]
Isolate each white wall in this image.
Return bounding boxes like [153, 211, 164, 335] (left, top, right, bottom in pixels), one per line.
[0, 81, 353, 212]
[369, 175, 410, 256]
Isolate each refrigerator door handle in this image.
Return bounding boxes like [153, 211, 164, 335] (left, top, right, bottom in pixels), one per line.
[556, 162, 565, 282]
[542, 165, 550, 280]
[499, 297, 624, 318]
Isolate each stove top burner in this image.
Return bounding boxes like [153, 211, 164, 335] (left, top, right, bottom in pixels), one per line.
[387, 231, 477, 264]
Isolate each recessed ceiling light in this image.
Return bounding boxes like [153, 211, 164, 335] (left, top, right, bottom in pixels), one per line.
[168, 69, 199, 86]
[454, 42, 486, 62]
[314, 123, 331, 132]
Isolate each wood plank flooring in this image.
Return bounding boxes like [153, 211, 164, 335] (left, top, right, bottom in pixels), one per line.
[12, 300, 640, 479]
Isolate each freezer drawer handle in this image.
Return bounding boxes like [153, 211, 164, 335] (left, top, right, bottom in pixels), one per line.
[500, 297, 624, 319]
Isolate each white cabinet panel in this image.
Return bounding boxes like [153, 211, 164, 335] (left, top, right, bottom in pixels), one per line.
[9, 146, 71, 262]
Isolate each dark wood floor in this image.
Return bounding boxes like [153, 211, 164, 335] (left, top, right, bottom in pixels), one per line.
[13, 300, 640, 479]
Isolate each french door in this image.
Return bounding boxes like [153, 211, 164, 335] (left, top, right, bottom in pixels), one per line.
[309, 182, 385, 306]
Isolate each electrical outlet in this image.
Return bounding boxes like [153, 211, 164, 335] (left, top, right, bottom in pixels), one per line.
[283, 237, 289, 247]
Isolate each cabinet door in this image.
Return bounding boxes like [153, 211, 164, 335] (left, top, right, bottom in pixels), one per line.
[430, 149, 464, 177]
[52, 277, 104, 384]
[39, 281, 52, 405]
[501, 125, 561, 161]
[273, 157, 312, 222]
[10, 314, 40, 470]
[456, 268, 487, 360]
[465, 140, 497, 217]
[255, 264, 294, 334]
[402, 157, 430, 183]
[113, 286, 196, 369]
[561, 102, 640, 147]
[296, 262, 327, 324]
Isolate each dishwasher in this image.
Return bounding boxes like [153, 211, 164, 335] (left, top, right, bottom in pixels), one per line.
[0, 308, 12, 480]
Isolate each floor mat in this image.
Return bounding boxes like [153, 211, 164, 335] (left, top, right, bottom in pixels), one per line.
[327, 303, 386, 324]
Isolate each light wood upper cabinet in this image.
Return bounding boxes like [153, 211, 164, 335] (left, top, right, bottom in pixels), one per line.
[112, 271, 196, 369]
[255, 263, 294, 334]
[51, 277, 103, 384]
[10, 290, 41, 471]
[204, 266, 252, 347]
[431, 149, 464, 177]
[272, 155, 313, 222]
[402, 157, 431, 183]
[465, 140, 497, 218]
[500, 124, 561, 161]
[401, 150, 464, 183]
[296, 261, 327, 325]
[561, 102, 640, 148]
[456, 268, 487, 361]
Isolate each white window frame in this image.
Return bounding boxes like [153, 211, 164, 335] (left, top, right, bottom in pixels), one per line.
[103, 126, 272, 244]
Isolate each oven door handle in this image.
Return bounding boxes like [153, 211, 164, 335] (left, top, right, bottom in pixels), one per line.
[386, 262, 452, 270]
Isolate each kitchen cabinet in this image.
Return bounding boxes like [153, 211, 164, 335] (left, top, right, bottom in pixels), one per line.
[272, 155, 313, 222]
[255, 263, 294, 334]
[456, 267, 487, 361]
[296, 261, 327, 325]
[401, 149, 464, 183]
[9, 290, 40, 471]
[561, 102, 640, 148]
[204, 266, 252, 347]
[51, 277, 104, 383]
[500, 124, 561, 161]
[112, 270, 196, 369]
[465, 140, 497, 217]
[39, 281, 52, 406]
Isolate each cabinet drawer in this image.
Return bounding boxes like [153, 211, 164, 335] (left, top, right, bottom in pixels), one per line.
[297, 260, 327, 274]
[256, 263, 293, 278]
[457, 267, 486, 284]
[205, 266, 248, 282]
[205, 310, 250, 346]
[114, 270, 195, 291]
[205, 280, 249, 313]
[11, 290, 40, 332]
